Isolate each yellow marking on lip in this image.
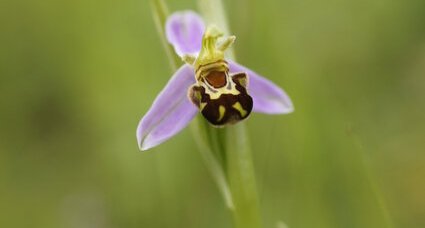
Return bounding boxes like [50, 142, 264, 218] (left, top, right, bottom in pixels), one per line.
[202, 80, 240, 100]
[218, 105, 226, 122]
[200, 102, 207, 111]
[232, 102, 247, 117]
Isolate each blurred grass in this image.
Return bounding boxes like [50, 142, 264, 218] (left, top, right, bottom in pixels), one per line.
[1, 0, 425, 227]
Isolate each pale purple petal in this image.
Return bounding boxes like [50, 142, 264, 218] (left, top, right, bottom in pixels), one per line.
[137, 64, 198, 151]
[229, 61, 294, 114]
[165, 11, 205, 57]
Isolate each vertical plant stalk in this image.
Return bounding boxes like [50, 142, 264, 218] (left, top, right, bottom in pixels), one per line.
[198, 0, 263, 227]
[224, 124, 262, 228]
[191, 117, 235, 209]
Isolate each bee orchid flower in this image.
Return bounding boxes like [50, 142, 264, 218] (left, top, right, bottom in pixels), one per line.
[137, 10, 293, 151]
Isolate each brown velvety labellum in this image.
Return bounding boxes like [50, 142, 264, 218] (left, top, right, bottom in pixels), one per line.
[189, 73, 253, 126]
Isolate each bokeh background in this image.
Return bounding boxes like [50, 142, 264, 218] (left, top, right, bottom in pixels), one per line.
[1, 0, 425, 227]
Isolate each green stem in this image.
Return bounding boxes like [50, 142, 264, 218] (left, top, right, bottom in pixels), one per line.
[198, 0, 263, 227]
[191, 117, 234, 209]
[225, 124, 262, 228]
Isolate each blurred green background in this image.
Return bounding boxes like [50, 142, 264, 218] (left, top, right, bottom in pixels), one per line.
[1, 0, 425, 227]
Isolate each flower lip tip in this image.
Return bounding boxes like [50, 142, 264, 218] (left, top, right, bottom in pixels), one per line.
[137, 132, 162, 151]
[137, 139, 146, 151]
[138, 140, 153, 152]
[285, 107, 295, 114]
[282, 103, 295, 114]
[139, 146, 149, 152]
[279, 103, 295, 114]
[267, 108, 294, 115]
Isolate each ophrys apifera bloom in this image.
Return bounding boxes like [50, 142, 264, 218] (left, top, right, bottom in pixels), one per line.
[137, 11, 293, 150]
